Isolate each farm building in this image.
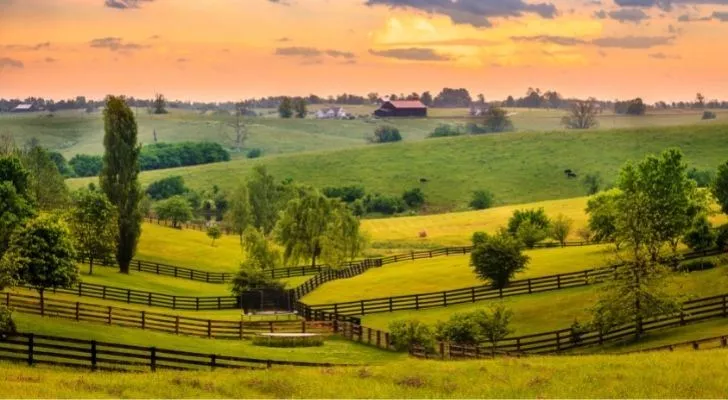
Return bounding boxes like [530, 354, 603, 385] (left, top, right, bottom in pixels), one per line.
[11, 103, 36, 112]
[315, 107, 348, 119]
[374, 100, 427, 118]
[469, 105, 491, 116]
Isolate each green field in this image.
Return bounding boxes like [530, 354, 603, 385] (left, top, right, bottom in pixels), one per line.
[67, 124, 728, 212]
[2, 349, 728, 398]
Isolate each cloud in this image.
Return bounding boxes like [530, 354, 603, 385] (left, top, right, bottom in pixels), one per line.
[268, 0, 292, 5]
[712, 11, 728, 20]
[365, 0, 558, 28]
[275, 47, 357, 60]
[649, 52, 682, 59]
[368, 48, 453, 61]
[678, 13, 711, 21]
[277, 37, 291, 42]
[384, 38, 498, 46]
[1, 42, 51, 51]
[177, 58, 188, 63]
[512, 35, 588, 45]
[512, 34, 674, 48]
[0, 57, 24, 69]
[89, 37, 148, 51]
[594, 8, 650, 22]
[325, 50, 356, 59]
[44, 57, 57, 63]
[104, 0, 154, 9]
[614, 0, 728, 11]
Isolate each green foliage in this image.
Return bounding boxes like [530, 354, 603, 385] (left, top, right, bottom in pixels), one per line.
[483, 107, 514, 133]
[207, 225, 222, 247]
[473, 304, 514, 354]
[67, 189, 117, 274]
[48, 151, 74, 177]
[0, 157, 35, 259]
[428, 124, 462, 138]
[388, 319, 435, 352]
[550, 214, 573, 246]
[145, 176, 188, 200]
[470, 230, 529, 289]
[562, 101, 598, 130]
[101, 96, 143, 274]
[469, 190, 494, 210]
[586, 189, 620, 244]
[252, 335, 324, 348]
[154, 196, 193, 228]
[322, 185, 365, 203]
[687, 168, 715, 188]
[435, 312, 480, 345]
[370, 125, 402, 143]
[247, 166, 285, 235]
[278, 97, 293, 119]
[0, 306, 15, 334]
[18, 142, 69, 210]
[139, 142, 229, 171]
[702, 111, 717, 120]
[152, 93, 167, 114]
[717, 224, 728, 250]
[363, 193, 406, 215]
[7, 215, 78, 299]
[402, 188, 425, 209]
[683, 215, 716, 252]
[69, 154, 103, 177]
[507, 208, 550, 236]
[516, 220, 549, 248]
[226, 183, 252, 241]
[679, 258, 716, 272]
[230, 262, 283, 295]
[293, 98, 307, 119]
[247, 148, 262, 159]
[582, 173, 602, 195]
[242, 228, 281, 270]
[615, 98, 646, 115]
[714, 161, 728, 215]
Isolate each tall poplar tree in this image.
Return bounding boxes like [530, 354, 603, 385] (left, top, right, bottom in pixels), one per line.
[100, 96, 142, 274]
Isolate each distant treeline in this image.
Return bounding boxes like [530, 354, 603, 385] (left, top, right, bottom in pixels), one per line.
[56, 142, 230, 178]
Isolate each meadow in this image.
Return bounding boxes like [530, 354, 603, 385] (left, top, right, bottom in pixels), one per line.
[67, 123, 728, 212]
[2, 350, 728, 398]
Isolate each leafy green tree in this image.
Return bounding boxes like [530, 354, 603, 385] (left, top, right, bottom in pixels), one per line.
[388, 319, 435, 352]
[483, 107, 514, 132]
[247, 166, 283, 235]
[146, 176, 188, 200]
[714, 161, 728, 215]
[278, 97, 293, 118]
[7, 216, 78, 311]
[402, 188, 425, 209]
[293, 98, 307, 118]
[582, 173, 602, 195]
[586, 189, 621, 245]
[369, 126, 402, 143]
[48, 151, 74, 177]
[100, 96, 143, 274]
[435, 312, 480, 345]
[207, 225, 222, 247]
[687, 168, 714, 188]
[0, 157, 35, 259]
[683, 215, 716, 252]
[152, 93, 167, 114]
[68, 154, 103, 177]
[154, 196, 193, 228]
[470, 230, 529, 289]
[472, 305, 513, 356]
[242, 228, 281, 270]
[507, 208, 550, 245]
[18, 142, 69, 210]
[67, 189, 117, 274]
[226, 183, 252, 243]
[550, 214, 573, 246]
[516, 221, 549, 248]
[469, 190, 494, 210]
[230, 263, 283, 295]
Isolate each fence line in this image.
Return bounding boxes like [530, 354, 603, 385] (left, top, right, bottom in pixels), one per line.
[0, 332, 352, 372]
[302, 248, 725, 316]
[624, 335, 728, 354]
[3, 292, 331, 340]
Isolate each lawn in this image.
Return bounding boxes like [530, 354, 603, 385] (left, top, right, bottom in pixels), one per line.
[302, 244, 614, 305]
[67, 123, 728, 212]
[2, 350, 728, 398]
[11, 313, 403, 365]
[359, 265, 728, 335]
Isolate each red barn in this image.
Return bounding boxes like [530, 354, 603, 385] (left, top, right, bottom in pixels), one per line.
[374, 100, 427, 118]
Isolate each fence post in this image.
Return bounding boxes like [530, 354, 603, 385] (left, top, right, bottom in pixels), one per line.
[301, 320, 306, 333]
[415, 295, 419, 310]
[75, 302, 80, 321]
[446, 248, 449, 256]
[137, 260, 141, 271]
[377, 330, 381, 347]
[156, 264, 160, 275]
[723, 295, 727, 317]
[443, 291, 447, 307]
[411, 251, 414, 261]
[108, 306, 112, 325]
[5, 292, 9, 307]
[471, 287, 476, 303]
[208, 320, 212, 338]
[91, 340, 98, 371]
[150, 347, 157, 372]
[148, 293, 152, 307]
[528, 279, 532, 294]
[499, 287, 503, 298]
[78, 282, 83, 297]
[196, 298, 199, 311]
[692, 342, 699, 350]
[360, 300, 365, 315]
[269, 321, 274, 333]
[206, 272, 210, 283]
[557, 275, 561, 289]
[141, 311, 145, 329]
[210, 354, 216, 370]
[556, 331, 561, 351]
[385, 332, 390, 349]
[27, 334, 34, 366]
[175, 316, 179, 334]
[127, 289, 131, 304]
[721, 336, 727, 347]
[239, 320, 244, 339]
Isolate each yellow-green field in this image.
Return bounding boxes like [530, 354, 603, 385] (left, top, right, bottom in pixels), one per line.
[2, 350, 728, 398]
[302, 244, 614, 305]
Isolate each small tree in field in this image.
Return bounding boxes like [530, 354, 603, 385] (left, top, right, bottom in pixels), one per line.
[562, 100, 598, 129]
[242, 227, 281, 270]
[469, 190, 494, 210]
[207, 225, 222, 247]
[369, 126, 402, 143]
[8, 216, 78, 313]
[226, 183, 252, 243]
[483, 107, 514, 133]
[67, 189, 117, 274]
[683, 215, 716, 252]
[586, 189, 620, 245]
[470, 230, 529, 289]
[278, 97, 293, 118]
[472, 305, 513, 356]
[388, 319, 435, 353]
[714, 161, 728, 215]
[154, 195, 192, 228]
[293, 98, 307, 118]
[152, 93, 167, 114]
[550, 214, 573, 246]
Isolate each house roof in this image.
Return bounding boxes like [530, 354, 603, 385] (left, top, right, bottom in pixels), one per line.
[13, 104, 33, 110]
[387, 100, 426, 109]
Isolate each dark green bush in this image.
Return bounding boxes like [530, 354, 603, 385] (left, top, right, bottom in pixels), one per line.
[687, 168, 715, 188]
[388, 319, 434, 352]
[0, 306, 16, 336]
[469, 190, 494, 210]
[435, 312, 480, 345]
[683, 215, 716, 251]
[507, 208, 551, 235]
[323, 185, 366, 203]
[702, 111, 717, 120]
[139, 142, 230, 171]
[364, 194, 406, 215]
[146, 176, 188, 200]
[717, 224, 728, 250]
[252, 334, 324, 347]
[247, 148, 262, 159]
[428, 124, 462, 138]
[69, 154, 103, 177]
[369, 125, 402, 143]
[402, 188, 426, 209]
[679, 258, 717, 272]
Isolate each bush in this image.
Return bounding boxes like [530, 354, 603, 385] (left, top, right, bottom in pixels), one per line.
[154, 195, 193, 228]
[683, 216, 716, 251]
[252, 335, 324, 348]
[483, 107, 514, 133]
[230, 262, 284, 295]
[402, 188, 426, 209]
[146, 176, 188, 200]
[507, 208, 550, 236]
[207, 225, 222, 246]
[435, 312, 480, 345]
[702, 111, 717, 120]
[247, 148, 262, 159]
[687, 168, 715, 188]
[0, 306, 16, 336]
[139, 142, 230, 171]
[464, 122, 489, 135]
[679, 258, 717, 273]
[716, 224, 728, 250]
[428, 124, 462, 138]
[48, 152, 74, 177]
[323, 185, 366, 203]
[69, 154, 103, 177]
[517, 220, 549, 248]
[364, 194, 406, 215]
[369, 125, 402, 143]
[583, 173, 602, 195]
[388, 319, 435, 352]
[470, 230, 529, 289]
[469, 190, 494, 210]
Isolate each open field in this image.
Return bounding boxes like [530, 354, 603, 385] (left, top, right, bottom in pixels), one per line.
[360, 265, 728, 334]
[67, 124, 728, 212]
[302, 244, 614, 305]
[2, 350, 728, 398]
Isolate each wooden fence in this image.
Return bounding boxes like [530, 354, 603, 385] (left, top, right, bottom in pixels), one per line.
[625, 335, 728, 354]
[0, 333, 350, 372]
[4, 292, 332, 340]
[303, 248, 725, 316]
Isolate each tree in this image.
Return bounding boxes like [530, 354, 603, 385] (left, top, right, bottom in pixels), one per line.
[516, 220, 549, 248]
[67, 189, 117, 274]
[278, 97, 293, 118]
[100, 96, 143, 274]
[154, 196, 192, 228]
[247, 166, 281, 235]
[420, 91, 433, 107]
[586, 189, 620, 245]
[242, 228, 281, 270]
[435, 312, 481, 345]
[582, 173, 602, 195]
[293, 98, 307, 118]
[7, 216, 78, 313]
[226, 183, 252, 243]
[230, 263, 283, 295]
[714, 161, 728, 215]
[683, 215, 716, 252]
[369, 126, 402, 143]
[469, 190, 494, 210]
[483, 107, 514, 133]
[550, 214, 573, 246]
[696, 92, 705, 108]
[48, 151, 74, 177]
[470, 230, 529, 289]
[472, 305, 513, 356]
[561, 100, 598, 129]
[69, 154, 103, 177]
[388, 319, 435, 352]
[619, 98, 646, 115]
[433, 88, 472, 108]
[225, 102, 249, 153]
[0, 157, 35, 259]
[145, 176, 187, 200]
[152, 93, 167, 114]
[207, 225, 222, 247]
[12, 141, 68, 210]
[507, 208, 550, 236]
[402, 188, 425, 209]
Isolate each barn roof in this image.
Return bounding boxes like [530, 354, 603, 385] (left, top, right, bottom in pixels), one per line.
[13, 104, 34, 111]
[387, 100, 426, 109]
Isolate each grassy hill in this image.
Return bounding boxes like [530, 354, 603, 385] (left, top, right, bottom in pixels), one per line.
[2, 350, 728, 397]
[67, 123, 728, 212]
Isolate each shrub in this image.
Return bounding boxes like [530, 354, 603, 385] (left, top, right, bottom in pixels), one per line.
[230, 262, 284, 295]
[247, 148, 262, 159]
[252, 335, 324, 348]
[139, 142, 230, 171]
[582, 173, 602, 195]
[369, 125, 402, 143]
[402, 188, 426, 209]
[323, 185, 366, 203]
[483, 107, 514, 133]
[716, 224, 728, 250]
[687, 168, 715, 188]
[570, 319, 588, 344]
[470, 229, 529, 289]
[702, 111, 717, 120]
[69, 154, 103, 177]
[683, 215, 716, 251]
[471, 305, 513, 355]
[679, 258, 717, 273]
[469, 190, 494, 210]
[364, 194, 406, 215]
[428, 124, 462, 138]
[550, 214, 573, 246]
[435, 312, 480, 345]
[0, 306, 16, 336]
[465, 122, 489, 135]
[507, 208, 550, 235]
[388, 319, 435, 352]
[516, 220, 549, 248]
[154, 195, 193, 228]
[207, 225, 222, 247]
[146, 176, 188, 200]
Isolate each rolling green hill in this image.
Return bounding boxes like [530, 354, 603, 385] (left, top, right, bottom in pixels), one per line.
[68, 123, 728, 212]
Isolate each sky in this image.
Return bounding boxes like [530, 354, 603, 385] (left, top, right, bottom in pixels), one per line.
[1, 0, 727, 102]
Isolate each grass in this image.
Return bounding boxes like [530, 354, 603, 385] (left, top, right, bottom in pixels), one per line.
[2, 350, 728, 397]
[360, 265, 728, 335]
[66, 123, 728, 212]
[11, 313, 403, 365]
[302, 244, 614, 305]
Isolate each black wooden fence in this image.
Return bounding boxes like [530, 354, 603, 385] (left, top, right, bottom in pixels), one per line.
[0, 333, 351, 372]
[625, 335, 728, 354]
[4, 292, 332, 340]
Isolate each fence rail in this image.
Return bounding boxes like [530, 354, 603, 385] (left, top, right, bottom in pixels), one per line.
[625, 335, 728, 354]
[4, 292, 332, 340]
[0, 332, 350, 372]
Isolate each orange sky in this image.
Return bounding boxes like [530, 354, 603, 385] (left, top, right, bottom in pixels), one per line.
[1, 0, 727, 102]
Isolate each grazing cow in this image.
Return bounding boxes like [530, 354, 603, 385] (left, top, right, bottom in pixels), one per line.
[564, 169, 572, 175]
[418, 230, 428, 238]
[420, 178, 429, 183]
[567, 172, 578, 179]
